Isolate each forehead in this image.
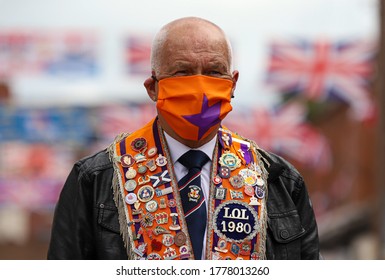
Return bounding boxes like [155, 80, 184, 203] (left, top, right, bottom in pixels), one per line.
[159, 25, 230, 66]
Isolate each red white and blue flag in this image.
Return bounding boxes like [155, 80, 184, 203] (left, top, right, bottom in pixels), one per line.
[125, 35, 152, 76]
[95, 103, 156, 143]
[224, 103, 332, 170]
[266, 39, 376, 121]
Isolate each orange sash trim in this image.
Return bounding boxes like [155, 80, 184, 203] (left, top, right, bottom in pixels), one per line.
[108, 118, 268, 260]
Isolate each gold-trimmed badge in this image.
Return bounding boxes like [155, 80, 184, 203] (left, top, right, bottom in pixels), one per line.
[219, 151, 241, 171]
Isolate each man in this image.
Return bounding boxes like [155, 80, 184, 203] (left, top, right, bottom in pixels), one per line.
[48, 17, 320, 260]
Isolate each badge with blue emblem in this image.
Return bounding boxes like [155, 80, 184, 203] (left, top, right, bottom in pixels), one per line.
[219, 151, 241, 171]
[213, 201, 259, 242]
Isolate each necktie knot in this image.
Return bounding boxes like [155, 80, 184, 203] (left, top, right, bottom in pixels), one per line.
[178, 150, 210, 171]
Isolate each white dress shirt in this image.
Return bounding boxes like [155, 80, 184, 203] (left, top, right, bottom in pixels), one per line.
[164, 132, 216, 259]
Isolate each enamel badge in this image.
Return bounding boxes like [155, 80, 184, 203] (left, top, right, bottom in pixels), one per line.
[213, 201, 259, 242]
[188, 185, 201, 202]
[219, 151, 241, 171]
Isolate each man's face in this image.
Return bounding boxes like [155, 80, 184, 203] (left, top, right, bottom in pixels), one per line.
[155, 27, 234, 82]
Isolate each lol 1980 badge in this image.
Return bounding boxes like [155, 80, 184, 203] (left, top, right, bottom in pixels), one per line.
[219, 151, 241, 171]
[213, 201, 259, 242]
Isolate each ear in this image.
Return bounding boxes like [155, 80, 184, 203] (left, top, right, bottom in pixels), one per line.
[230, 70, 239, 98]
[144, 72, 157, 102]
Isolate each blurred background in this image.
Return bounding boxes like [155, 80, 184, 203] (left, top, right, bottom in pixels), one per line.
[0, 0, 384, 259]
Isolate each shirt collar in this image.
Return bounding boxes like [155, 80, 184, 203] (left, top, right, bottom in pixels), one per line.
[164, 132, 216, 164]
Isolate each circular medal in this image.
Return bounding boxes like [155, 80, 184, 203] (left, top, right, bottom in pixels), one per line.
[138, 165, 148, 174]
[120, 154, 134, 167]
[174, 231, 187, 246]
[218, 166, 231, 179]
[137, 185, 155, 202]
[125, 193, 137, 205]
[162, 234, 175, 247]
[131, 138, 147, 152]
[217, 238, 228, 251]
[147, 147, 158, 158]
[213, 175, 222, 185]
[238, 169, 258, 186]
[213, 201, 259, 242]
[167, 199, 176, 208]
[244, 185, 255, 197]
[125, 167, 137, 179]
[229, 175, 244, 189]
[219, 152, 241, 170]
[155, 154, 167, 166]
[145, 200, 158, 212]
[124, 179, 137, 192]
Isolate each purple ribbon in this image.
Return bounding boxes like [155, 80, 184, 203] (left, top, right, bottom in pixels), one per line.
[240, 143, 252, 164]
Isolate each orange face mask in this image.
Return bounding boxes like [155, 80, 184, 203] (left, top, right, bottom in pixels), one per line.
[156, 75, 234, 141]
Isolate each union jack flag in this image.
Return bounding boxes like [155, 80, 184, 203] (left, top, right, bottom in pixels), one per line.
[224, 103, 331, 170]
[265, 39, 376, 121]
[95, 103, 156, 143]
[125, 35, 152, 76]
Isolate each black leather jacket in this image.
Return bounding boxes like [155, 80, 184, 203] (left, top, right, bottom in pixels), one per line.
[47, 148, 320, 260]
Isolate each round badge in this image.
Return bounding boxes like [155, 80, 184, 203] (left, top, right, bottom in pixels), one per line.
[255, 186, 265, 199]
[229, 175, 245, 189]
[244, 185, 255, 197]
[218, 166, 231, 179]
[147, 252, 162, 260]
[131, 137, 147, 152]
[155, 154, 167, 167]
[213, 201, 259, 242]
[213, 175, 222, 185]
[219, 152, 241, 170]
[167, 199, 176, 208]
[174, 231, 187, 246]
[124, 179, 137, 192]
[125, 167, 137, 179]
[217, 238, 227, 251]
[162, 234, 175, 247]
[138, 165, 148, 174]
[125, 193, 137, 205]
[120, 154, 135, 167]
[147, 147, 158, 158]
[137, 185, 155, 202]
[145, 200, 158, 212]
[238, 169, 258, 186]
[250, 251, 259, 260]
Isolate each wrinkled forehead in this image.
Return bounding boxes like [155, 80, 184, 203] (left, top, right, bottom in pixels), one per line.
[152, 20, 232, 68]
[164, 29, 229, 55]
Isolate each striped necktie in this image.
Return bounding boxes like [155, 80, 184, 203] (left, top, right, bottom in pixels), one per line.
[178, 150, 210, 260]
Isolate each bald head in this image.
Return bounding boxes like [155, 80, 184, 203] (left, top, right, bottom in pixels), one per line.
[150, 17, 233, 76]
